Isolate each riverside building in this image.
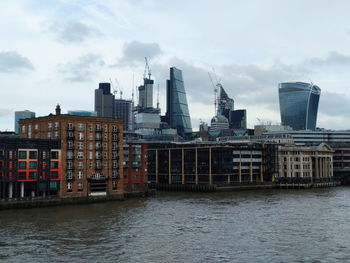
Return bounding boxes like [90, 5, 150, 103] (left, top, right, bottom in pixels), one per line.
[0, 137, 61, 200]
[19, 105, 124, 199]
[146, 141, 334, 190]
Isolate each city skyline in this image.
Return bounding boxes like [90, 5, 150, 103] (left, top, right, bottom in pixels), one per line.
[2, 1, 350, 131]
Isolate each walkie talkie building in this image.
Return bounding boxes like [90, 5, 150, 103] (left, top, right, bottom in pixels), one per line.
[279, 82, 321, 131]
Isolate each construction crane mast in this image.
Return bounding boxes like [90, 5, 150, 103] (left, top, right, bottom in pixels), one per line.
[208, 72, 218, 115]
[144, 57, 151, 80]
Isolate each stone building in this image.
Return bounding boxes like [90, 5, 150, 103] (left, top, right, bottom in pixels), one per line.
[276, 143, 333, 183]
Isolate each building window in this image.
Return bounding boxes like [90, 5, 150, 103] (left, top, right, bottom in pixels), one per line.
[48, 123, 52, 129]
[51, 151, 59, 159]
[89, 142, 93, 150]
[29, 172, 37, 179]
[54, 131, 59, 139]
[78, 123, 84, 131]
[77, 152, 84, 159]
[21, 125, 26, 134]
[54, 122, 59, 129]
[29, 161, 37, 169]
[67, 161, 73, 169]
[34, 124, 39, 130]
[112, 181, 117, 190]
[47, 132, 51, 139]
[89, 152, 93, 160]
[78, 142, 84, 150]
[67, 123, 73, 130]
[103, 124, 108, 132]
[19, 161, 26, 169]
[78, 171, 83, 179]
[77, 182, 83, 191]
[96, 124, 101, 131]
[51, 161, 59, 169]
[89, 124, 93, 131]
[78, 132, 84, 140]
[29, 151, 37, 159]
[67, 182, 72, 191]
[113, 161, 118, 169]
[103, 152, 108, 159]
[51, 171, 59, 179]
[112, 125, 117, 132]
[103, 143, 108, 150]
[67, 171, 73, 180]
[78, 162, 83, 169]
[19, 151, 27, 159]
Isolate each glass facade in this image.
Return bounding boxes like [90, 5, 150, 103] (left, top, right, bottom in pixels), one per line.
[279, 82, 321, 131]
[166, 67, 192, 136]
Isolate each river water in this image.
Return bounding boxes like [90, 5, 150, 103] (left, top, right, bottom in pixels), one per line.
[0, 187, 350, 263]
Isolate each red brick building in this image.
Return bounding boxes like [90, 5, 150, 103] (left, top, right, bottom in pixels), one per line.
[19, 106, 124, 199]
[123, 142, 148, 193]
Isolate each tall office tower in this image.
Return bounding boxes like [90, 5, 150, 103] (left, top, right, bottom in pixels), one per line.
[279, 82, 321, 131]
[165, 67, 192, 136]
[14, 110, 35, 134]
[230, 109, 247, 129]
[138, 78, 154, 109]
[114, 99, 134, 131]
[217, 86, 234, 118]
[95, 83, 115, 118]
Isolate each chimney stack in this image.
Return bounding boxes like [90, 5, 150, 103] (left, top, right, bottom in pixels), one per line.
[55, 104, 61, 115]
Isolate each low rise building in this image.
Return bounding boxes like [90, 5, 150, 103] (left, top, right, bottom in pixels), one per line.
[276, 143, 333, 183]
[0, 137, 61, 200]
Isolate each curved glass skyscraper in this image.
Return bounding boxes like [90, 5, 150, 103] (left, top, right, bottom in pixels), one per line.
[279, 82, 321, 131]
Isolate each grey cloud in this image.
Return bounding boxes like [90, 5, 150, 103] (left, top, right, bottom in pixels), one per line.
[152, 57, 305, 110]
[318, 91, 350, 117]
[0, 51, 34, 73]
[307, 51, 350, 66]
[49, 20, 103, 43]
[58, 53, 105, 82]
[114, 41, 162, 67]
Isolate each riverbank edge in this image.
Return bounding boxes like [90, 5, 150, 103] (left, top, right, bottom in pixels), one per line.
[0, 189, 157, 211]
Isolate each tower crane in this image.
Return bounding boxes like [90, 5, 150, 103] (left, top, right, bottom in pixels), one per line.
[109, 78, 118, 96]
[144, 57, 151, 80]
[115, 78, 123, 99]
[208, 72, 218, 115]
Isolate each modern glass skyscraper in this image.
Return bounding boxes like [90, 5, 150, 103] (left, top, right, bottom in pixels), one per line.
[165, 67, 192, 136]
[279, 82, 321, 131]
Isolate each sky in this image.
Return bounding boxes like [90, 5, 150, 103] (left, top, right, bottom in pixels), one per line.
[1, 0, 350, 131]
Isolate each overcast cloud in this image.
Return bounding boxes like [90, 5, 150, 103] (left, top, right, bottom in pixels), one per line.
[0, 51, 34, 73]
[2, 0, 350, 131]
[58, 53, 105, 82]
[49, 20, 104, 43]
